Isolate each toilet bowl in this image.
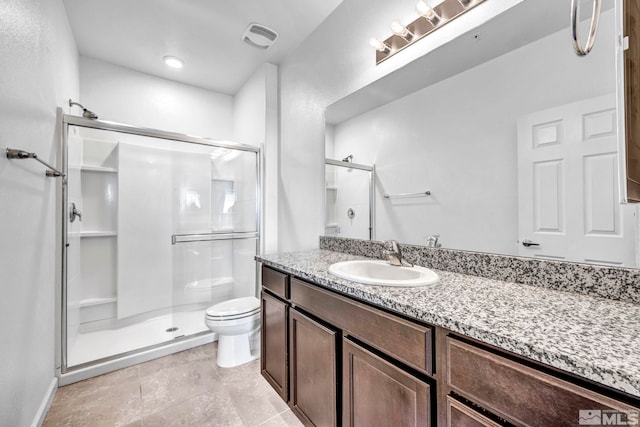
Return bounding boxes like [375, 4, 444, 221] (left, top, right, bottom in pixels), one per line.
[204, 296, 260, 368]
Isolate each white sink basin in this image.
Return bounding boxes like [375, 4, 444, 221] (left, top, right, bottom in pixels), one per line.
[328, 260, 439, 287]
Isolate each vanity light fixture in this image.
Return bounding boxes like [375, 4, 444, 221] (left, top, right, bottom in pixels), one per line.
[370, 0, 486, 65]
[163, 56, 184, 69]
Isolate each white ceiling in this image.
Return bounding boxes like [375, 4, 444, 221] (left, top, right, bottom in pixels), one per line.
[62, 0, 343, 95]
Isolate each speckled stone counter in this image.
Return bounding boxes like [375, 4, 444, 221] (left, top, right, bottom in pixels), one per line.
[256, 249, 640, 399]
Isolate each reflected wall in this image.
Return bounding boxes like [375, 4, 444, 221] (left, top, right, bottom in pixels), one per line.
[331, 8, 638, 266]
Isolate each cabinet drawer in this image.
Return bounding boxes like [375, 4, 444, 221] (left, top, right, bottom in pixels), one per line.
[446, 338, 639, 427]
[290, 277, 433, 375]
[446, 397, 502, 427]
[262, 266, 289, 299]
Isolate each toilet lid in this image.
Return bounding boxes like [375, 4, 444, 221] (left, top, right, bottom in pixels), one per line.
[205, 296, 260, 318]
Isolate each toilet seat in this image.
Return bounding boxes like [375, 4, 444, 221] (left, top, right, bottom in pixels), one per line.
[205, 296, 260, 321]
[203, 296, 261, 367]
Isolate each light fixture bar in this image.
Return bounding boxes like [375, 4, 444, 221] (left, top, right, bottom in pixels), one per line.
[372, 0, 486, 65]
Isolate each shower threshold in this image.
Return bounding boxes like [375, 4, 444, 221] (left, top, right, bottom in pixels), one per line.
[60, 309, 214, 386]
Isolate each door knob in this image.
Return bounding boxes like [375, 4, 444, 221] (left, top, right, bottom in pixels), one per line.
[522, 239, 540, 247]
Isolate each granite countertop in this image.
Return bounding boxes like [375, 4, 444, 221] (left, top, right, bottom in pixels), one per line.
[256, 249, 640, 399]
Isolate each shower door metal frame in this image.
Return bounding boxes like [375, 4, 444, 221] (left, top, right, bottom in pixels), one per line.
[56, 113, 262, 378]
[324, 158, 375, 240]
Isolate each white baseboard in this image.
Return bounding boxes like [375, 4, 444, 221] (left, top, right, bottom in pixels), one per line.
[31, 377, 58, 427]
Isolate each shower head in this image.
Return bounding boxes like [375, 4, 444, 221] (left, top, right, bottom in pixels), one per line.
[68, 99, 98, 120]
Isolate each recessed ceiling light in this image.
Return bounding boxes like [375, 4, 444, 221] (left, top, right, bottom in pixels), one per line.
[163, 56, 184, 69]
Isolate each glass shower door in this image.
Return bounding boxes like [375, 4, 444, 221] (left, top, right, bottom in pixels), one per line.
[62, 121, 259, 371]
[169, 147, 259, 340]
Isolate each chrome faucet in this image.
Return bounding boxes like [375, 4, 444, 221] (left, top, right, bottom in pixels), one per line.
[384, 240, 413, 267]
[426, 234, 441, 248]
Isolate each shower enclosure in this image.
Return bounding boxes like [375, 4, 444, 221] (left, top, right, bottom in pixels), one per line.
[57, 114, 260, 381]
[324, 158, 375, 240]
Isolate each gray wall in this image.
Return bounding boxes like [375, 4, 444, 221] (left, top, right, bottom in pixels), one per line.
[333, 9, 617, 254]
[277, 0, 525, 251]
[0, 0, 79, 425]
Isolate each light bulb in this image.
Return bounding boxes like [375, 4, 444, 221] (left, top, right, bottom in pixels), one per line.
[416, 0, 440, 22]
[163, 56, 184, 69]
[391, 20, 411, 38]
[369, 37, 390, 53]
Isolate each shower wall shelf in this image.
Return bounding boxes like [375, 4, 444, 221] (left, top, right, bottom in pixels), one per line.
[79, 297, 117, 308]
[70, 165, 118, 173]
[69, 231, 117, 238]
[66, 136, 119, 330]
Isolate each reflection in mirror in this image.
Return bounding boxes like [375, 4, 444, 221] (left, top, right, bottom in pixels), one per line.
[324, 159, 375, 240]
[327, 6, 639, 268]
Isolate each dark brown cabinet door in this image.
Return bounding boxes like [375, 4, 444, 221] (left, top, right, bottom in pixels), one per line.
[625, 0, 640, 201]
[261, 290, 288, 401]
[343, 338, 431, 427]
[289, 308, 338, 427]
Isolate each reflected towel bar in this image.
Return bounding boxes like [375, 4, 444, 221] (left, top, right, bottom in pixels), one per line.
[6, 148, 65, 178]
[171, 231, 259, 245]
[383, 191, 431, 199]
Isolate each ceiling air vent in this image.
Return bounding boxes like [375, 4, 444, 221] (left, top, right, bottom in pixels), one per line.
[242, 23, 278, 50]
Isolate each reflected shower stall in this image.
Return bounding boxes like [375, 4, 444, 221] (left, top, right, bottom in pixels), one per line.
[59, 115, 260, 378]
[324, 158, 374, 240]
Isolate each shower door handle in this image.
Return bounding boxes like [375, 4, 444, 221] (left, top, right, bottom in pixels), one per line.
[70, 202, 82, 223]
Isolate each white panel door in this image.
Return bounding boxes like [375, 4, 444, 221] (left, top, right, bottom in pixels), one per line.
[517, 94, 635, 266]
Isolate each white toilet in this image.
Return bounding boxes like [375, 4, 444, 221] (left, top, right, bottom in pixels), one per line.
[204, 296, 261, 368]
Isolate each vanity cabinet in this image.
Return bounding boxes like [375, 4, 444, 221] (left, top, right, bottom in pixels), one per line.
[260, 264, 639, 427]
[445, 337, 639, 427]
[289, 277, 433, 376]
[261, 266, 435, 426]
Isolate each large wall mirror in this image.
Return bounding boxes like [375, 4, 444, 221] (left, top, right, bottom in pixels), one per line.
[325, 0, 640, 268]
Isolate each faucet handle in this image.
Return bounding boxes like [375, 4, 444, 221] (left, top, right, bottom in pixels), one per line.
[427, 234, 440, 248]
[384, 240, 399, 251]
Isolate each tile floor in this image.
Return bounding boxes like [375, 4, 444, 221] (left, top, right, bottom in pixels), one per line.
[43, 343, 303, 427]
